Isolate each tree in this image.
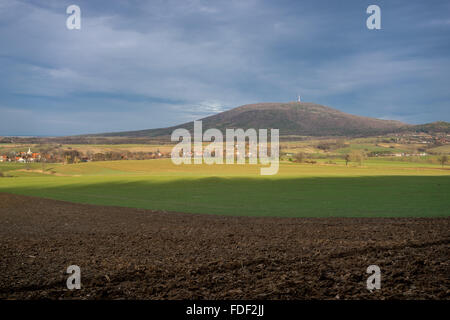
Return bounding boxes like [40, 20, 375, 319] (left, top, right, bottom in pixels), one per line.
[350, 150, 366, 166]
[294, 152, 305, 163]
[438, 155, 448, 167]
[7, 151, 15, 161]
[93, 153, 106, 161]
[41, 158, 47, 172]
[344, 154, 351, 166]
[63, 149, 81, 164]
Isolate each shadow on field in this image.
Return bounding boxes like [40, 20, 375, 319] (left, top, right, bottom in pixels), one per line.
[2, 175, 449, 217]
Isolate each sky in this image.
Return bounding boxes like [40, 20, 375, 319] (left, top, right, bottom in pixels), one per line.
[0, 0, 449, 136]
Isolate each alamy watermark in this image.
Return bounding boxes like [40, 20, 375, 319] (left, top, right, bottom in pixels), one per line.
[171, 121, 280, 175]
[66, 265, 81, 290]
[66, 5, 81, 30]
[366, 5, 381, 30]
[366, 265, 381, 291]
[65, 4, 380, 31]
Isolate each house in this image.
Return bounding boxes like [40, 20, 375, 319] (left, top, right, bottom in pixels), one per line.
[8, 148, 41, 163]
[23, 148, 41, 162]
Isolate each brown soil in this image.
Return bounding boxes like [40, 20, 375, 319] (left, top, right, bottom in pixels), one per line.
[0, 193, 448, 300]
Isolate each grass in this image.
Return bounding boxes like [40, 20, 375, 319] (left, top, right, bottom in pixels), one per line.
[428, 145, 450, 154]
[0, 162, 45, 173]
[335, 144, 406, 154]
[0, 159, 449, 217]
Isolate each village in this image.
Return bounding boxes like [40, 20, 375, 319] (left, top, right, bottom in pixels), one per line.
[0, 147, 170, 164]
[0, 148, 41, 163]
[0, 129, 448, 166]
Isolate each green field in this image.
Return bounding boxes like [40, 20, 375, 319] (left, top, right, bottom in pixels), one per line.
[0, 159, 449, 217]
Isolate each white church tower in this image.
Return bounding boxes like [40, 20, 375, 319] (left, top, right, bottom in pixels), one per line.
[297, 94, 301, 102]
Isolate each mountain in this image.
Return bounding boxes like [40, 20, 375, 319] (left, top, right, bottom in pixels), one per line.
[405, 121, 450, 134]
[91, 102, 411, 138]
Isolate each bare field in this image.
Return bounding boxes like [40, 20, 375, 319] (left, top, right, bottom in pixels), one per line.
[0, 193, 448, 300]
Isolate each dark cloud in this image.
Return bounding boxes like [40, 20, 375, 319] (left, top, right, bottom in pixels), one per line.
[0, 0, 449, 135]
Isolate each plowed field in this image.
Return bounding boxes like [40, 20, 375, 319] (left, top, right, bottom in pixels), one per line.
[0, 193, 448, 299]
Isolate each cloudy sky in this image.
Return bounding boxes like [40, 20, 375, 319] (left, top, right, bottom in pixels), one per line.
[0, 0, 449, 136]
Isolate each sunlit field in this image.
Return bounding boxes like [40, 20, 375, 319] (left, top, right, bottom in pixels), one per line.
[1, 158, 449, 217]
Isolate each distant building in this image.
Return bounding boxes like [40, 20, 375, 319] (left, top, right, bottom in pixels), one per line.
[11, 148, 41, 162]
